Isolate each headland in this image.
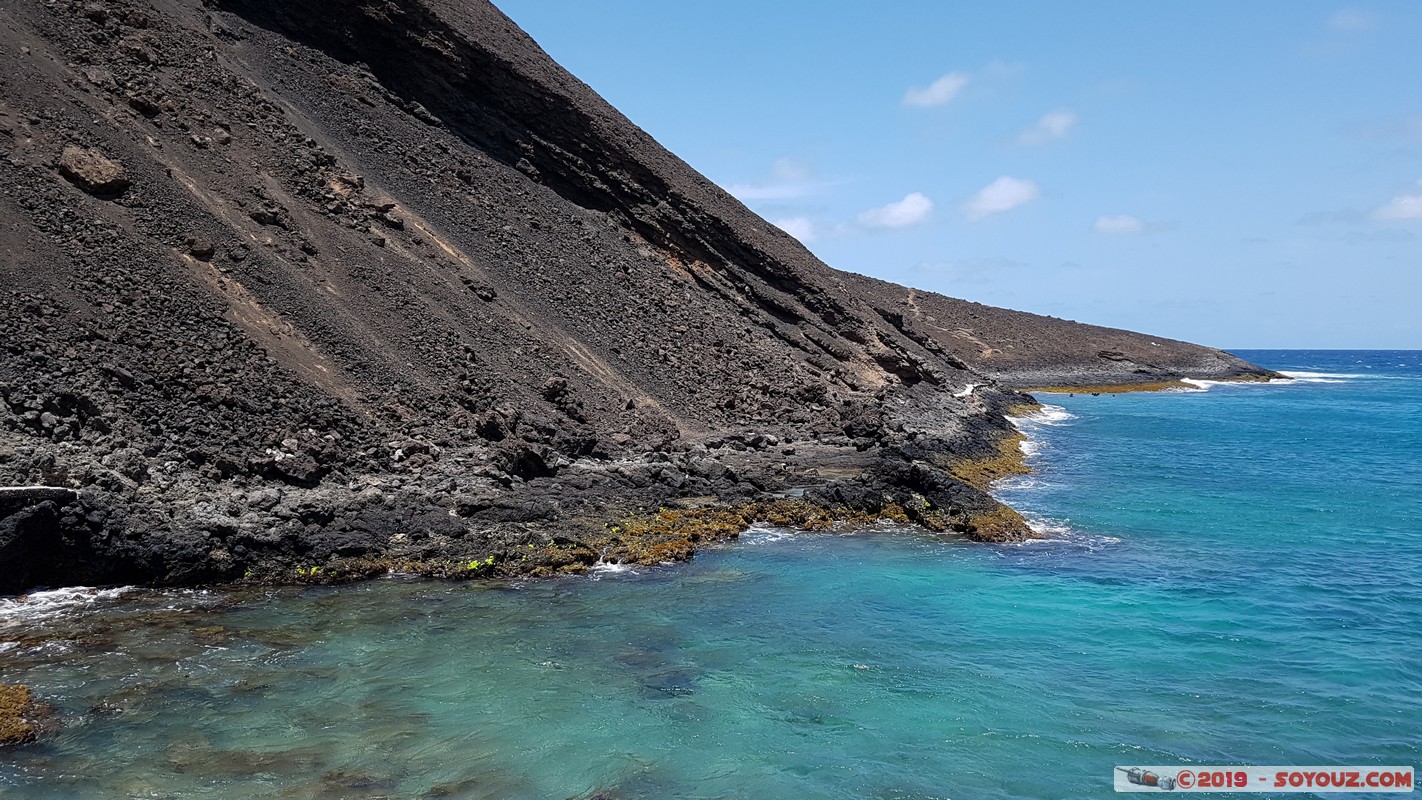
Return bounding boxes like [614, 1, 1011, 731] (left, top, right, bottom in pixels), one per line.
[0, 0, 1275, 597]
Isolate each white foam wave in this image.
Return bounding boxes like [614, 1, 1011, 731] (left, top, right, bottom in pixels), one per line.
[742, 525, 798, 545]
[1279, 371, 1368, 379]
[1025, 516, 1073, 540]
[995, 477, 1043, 493]
[1181, 372, 1362, 391]
[590, 560, 638, 576]
[0, 586, 132, 626]
[1010, 404, 1076, 426]
[1007, 516, 1121, 551]
[1004, 405, 1071, 474]
[1177, 378, 1217, 392]
[1275, 371, 1357, 383]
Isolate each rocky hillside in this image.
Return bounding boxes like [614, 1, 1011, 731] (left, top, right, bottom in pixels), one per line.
[0, 0, 1272, 594]
[840, 273, 1271, 389]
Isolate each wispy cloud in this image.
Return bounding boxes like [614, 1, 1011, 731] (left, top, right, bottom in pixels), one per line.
[1296, 208, 1367, 226]
[1343, 228, 1414, 243]
[1328, 8, 1377, 31]
[1373, 181, 1422, 220]
[1391, 115, 1422, 141]
[858, 192, 934, 229]
[774, 216, 816, 243]
[1015, 110, 1078, 146]
[726, 157, 823, 201]
[1092, 214, 1145, 235]
[964, 177, 1040, 221]
[903, 73, 968, 108]
[1347, 114, 1422, 144]
[728, 184, 805, 201]
[913, 256, 1026, 284]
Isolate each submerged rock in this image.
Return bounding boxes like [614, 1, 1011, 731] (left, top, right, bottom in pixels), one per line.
[0, 684, 54, 745]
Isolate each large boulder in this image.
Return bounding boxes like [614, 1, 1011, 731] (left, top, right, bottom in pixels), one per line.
[56, 145, 130, 195]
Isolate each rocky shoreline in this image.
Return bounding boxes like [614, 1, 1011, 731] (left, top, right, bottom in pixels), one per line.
[1, 387, 1042, 595]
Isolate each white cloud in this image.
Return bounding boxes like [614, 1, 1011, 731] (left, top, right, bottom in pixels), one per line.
[903, 73, 968, 108]
[1329, 8, 1377, 30]
[1015, 110, 1078, 146]
[727, 157, 820, 201]
[858, 192, 934, 229]
[964, 177, 1040, 220]
[774, 216, 816, 242]
[1373, 181, 1422, 220]
[1093, 214, 1145, 235]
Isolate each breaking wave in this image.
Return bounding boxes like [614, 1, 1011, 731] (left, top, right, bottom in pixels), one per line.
[590, 560, 639, 577]
[741, 525, 799, 546]
[1180, 371, 1374, 392]
[0, 586, 133, 627]
[1277, 370, 1364, 383]
[1010, 404, 1076, 427]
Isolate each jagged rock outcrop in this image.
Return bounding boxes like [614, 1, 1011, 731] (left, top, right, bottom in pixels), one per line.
[0, 0, 1272, 593]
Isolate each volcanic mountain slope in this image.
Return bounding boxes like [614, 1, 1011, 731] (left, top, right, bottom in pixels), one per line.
[0, 0, 1271, 593]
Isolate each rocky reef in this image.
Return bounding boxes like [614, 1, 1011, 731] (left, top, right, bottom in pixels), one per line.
[0, 0, 1274, 595]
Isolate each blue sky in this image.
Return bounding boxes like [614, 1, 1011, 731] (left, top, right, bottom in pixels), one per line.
[493, 1, 1422, 348]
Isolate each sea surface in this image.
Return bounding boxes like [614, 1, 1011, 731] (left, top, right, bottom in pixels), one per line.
[1, 350, 1419, 799]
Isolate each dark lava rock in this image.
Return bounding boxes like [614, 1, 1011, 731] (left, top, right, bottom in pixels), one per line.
[0, 486, 78, 511]
[184, 236, 217, 260]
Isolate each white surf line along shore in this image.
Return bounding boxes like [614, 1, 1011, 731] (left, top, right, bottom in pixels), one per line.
[1181, 370, 1367, 391]
[995, 404, 1087, 544]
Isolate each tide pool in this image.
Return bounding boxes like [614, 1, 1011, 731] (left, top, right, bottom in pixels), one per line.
[2, 350, 1418, 798]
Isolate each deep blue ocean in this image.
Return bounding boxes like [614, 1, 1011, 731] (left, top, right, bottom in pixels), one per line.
[1, 350, 1419, 798]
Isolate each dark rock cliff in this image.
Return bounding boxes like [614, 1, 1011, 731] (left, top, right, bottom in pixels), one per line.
[0, 0, 1272, 593]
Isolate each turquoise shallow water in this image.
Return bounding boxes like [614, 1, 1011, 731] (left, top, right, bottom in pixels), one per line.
[2, 350, 1419, 798]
